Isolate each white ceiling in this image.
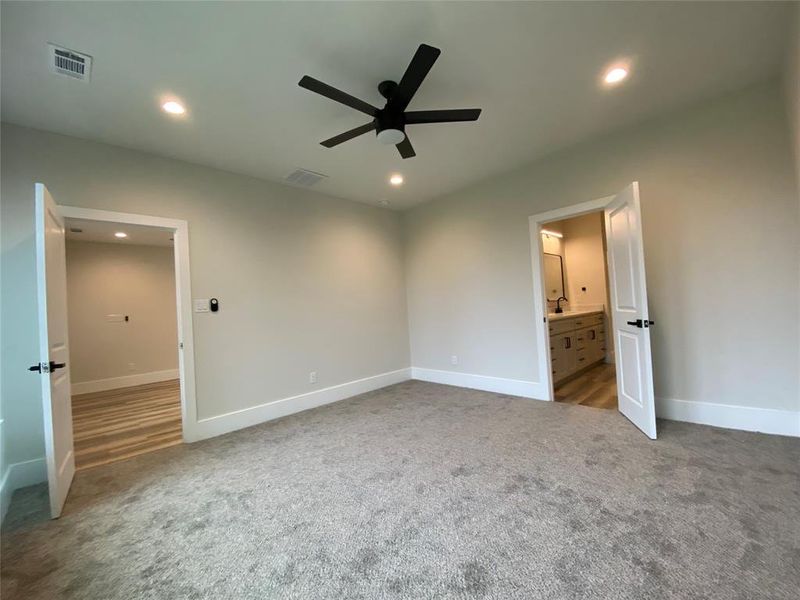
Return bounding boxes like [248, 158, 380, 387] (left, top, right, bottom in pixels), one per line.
[65, 218, 174, 247]
[1, 2, 793, 210]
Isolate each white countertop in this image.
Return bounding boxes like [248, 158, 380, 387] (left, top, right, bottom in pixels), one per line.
[547, 309, 603, 322]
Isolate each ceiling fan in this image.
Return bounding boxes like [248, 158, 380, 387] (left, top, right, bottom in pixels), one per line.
[298, 44, 481, 159]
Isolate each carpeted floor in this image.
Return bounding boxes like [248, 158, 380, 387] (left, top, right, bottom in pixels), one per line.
[2, 380, 799, 599]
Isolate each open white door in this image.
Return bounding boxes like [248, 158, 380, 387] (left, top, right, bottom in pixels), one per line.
[604, 182, 657, 439]
[32, 183, 75, 517]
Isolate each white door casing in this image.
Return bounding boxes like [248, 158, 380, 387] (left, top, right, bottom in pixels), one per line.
[604, 182, 657, 439]
[34, 183, 75, 517]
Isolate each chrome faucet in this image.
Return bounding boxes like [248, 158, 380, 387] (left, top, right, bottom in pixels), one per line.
[555, 296, 567, 314]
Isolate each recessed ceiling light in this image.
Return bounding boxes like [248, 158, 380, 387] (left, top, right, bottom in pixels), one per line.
[604, 67, 629, 85]
[389, 174, 404, 186]
[162, 101, 186, 115]
[114, 232, 128, 238]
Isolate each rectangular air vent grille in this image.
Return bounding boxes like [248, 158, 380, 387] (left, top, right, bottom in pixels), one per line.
[284, 168, 328, 187]
[48, 43, 92, 81]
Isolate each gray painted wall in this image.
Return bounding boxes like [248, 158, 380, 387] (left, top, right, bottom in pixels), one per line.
[66, 241, 179, 384]
[403, 81, 799, 413]
[1, 123, 411, 467]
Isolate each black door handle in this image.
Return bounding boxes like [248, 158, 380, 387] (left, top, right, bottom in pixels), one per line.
[627, 319, 643, 328]
[27, 361, 66, 373]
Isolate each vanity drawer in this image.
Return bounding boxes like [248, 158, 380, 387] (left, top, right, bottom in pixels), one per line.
[572, 313, 603, 328]
[548, 318, 577, 335]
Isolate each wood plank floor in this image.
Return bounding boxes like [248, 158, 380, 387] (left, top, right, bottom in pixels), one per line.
[554, 362, 618, 409]
[71, 379, 182, 470]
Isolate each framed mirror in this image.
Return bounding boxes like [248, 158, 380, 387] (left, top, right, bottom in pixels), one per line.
[543, 253, 565, 301]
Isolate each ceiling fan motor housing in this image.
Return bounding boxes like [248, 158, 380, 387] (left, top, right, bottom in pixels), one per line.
[375, 108, 405, 144]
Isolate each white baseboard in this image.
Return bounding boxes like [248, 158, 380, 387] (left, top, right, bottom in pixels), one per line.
[410, 367, 549, 400]
[0, 457, 47, 524]
[71, 369, 179, 395]
[656, 397, 800, 438]
[189, 368, 412, 442]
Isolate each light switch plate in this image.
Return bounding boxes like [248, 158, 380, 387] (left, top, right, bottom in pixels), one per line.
[194, 299, 210, 313]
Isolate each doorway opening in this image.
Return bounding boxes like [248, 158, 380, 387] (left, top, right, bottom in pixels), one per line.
[34, 186, 197, 517]
[64, 218, 182, 470]
[541, 213, 616, 409]
[529, 183, 657, 439]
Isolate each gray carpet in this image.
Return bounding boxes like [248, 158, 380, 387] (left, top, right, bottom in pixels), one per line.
[2, 380, 799, 599]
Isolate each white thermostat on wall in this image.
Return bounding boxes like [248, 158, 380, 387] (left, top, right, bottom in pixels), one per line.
[193, 299, 210, 313]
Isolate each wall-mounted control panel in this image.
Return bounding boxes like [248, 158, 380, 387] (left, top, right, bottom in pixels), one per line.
[194, 298, 220, 313]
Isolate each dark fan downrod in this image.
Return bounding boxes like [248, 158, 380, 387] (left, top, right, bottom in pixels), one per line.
[298, 44, 481, 159]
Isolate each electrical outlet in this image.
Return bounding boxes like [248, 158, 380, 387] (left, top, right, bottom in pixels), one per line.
[128, 362, 136, 371]
[309, 371, 317, 384]
[451, 355, 458, 365]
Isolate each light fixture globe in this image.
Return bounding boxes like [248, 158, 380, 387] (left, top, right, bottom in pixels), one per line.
[377, 128, 406, 145]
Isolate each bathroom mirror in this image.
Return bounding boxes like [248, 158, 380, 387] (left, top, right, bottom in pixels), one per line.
[543, 253, 565, 301]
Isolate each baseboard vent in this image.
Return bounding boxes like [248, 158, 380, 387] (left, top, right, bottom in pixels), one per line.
[48, 43, 92, 82]
[285, 168, 327, 187]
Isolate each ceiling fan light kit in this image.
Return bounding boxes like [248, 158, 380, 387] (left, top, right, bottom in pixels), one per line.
[299, 43, 482, 159]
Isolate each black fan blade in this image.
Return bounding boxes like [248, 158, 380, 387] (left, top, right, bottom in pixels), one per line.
[388, 44, 441, 112]
[405, 109, 482, 124]
[396, 136, 416, 159]
[320, 122, 376, 148]
[299, 76, 378, 117]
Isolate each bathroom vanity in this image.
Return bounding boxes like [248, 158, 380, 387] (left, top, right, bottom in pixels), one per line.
[548, 310, 606, 384]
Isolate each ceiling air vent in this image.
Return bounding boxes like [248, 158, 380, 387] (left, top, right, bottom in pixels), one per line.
[48, 43, 92, 82]
[284, 168, 327, 188]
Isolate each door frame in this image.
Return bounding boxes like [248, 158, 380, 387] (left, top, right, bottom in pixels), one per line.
[58, 205, 198, 442]
[528, 193, 617, 403]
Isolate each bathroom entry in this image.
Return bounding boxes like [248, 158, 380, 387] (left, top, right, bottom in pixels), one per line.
[541, 213, 616, 409]
[530, 183, 658, 439]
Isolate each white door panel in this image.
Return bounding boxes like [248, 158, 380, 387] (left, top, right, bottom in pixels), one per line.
[605, 183, 657, 439]
[34, 183, 75, 517]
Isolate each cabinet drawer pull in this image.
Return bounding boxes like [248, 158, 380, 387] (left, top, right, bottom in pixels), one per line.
[578, 357, 585, 362]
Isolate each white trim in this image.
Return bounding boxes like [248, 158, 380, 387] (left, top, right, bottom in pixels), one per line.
[411, 367, 549, 399]
[57, 205, 198, 443]
[71, 369, 180, 395]
[656, 397, 800, 438]
[528, 195, 615, 404]
[0, 458, 47, 524]
[190, 368, 412, 441]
